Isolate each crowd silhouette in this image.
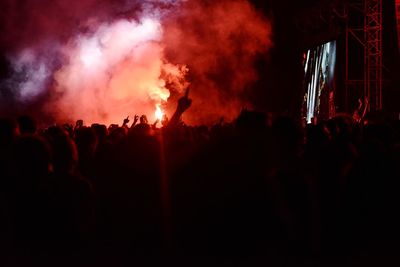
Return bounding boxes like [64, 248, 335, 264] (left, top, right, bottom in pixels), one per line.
[1, 93, 400, 266]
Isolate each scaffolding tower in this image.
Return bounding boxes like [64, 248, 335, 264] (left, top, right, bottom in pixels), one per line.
[345, 0, 383, 112]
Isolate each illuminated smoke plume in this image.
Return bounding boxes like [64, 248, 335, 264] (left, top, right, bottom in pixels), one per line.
[0, 0, 272, 125]
[163, 0, 272, 123]
[49, 17, 187, 124]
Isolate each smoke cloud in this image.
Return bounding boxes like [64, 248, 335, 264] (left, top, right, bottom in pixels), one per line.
[163, 0, 272, 123]
[49, 17, 188, 124]
[0, 0, 272, 125]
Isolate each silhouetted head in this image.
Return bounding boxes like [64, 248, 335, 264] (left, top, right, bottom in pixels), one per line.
[17, 115, 37, 134]
[109, 126, 128, 143]
[235, 110, 267, 132]
[91, 123, 108, 143]
[140, 115, 148, 125]
[130, 123, 151, 137]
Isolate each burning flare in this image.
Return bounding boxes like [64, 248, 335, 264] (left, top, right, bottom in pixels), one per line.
[155, 105, 164, 121]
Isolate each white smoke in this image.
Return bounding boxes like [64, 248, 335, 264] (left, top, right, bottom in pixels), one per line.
[6, 48, 53, 101]
[50, 17, 186, 124]
[8, 14, 188, 124]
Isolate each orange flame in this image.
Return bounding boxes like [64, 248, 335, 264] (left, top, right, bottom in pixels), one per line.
[155, 105, 164, 121]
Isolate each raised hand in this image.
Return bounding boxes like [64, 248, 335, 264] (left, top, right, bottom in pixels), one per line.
[130, 114, 139, 128]
[176, 88, 192, 114]
[169, 88, 192, 127]
[123, 116, 130, 126]
[152, 119, 160, 129]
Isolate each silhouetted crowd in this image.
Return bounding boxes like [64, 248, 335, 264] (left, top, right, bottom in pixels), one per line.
[1, 99, 400, 266]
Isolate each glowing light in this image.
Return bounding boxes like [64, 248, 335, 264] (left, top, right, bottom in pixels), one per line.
[155, 105, 164, 121]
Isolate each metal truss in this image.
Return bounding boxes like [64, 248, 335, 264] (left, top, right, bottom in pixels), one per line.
[345, 0, 383, 112]
[365, 0, 383, 110]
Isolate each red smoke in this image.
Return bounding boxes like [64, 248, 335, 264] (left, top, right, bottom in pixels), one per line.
[163, 0, 272, 123]
[0, 0, 272, 125]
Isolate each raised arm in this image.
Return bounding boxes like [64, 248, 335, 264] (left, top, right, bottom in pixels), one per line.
[122, 116, 130, 128]
[168, 88, 192, 127]
[130, 115, 139, 128]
